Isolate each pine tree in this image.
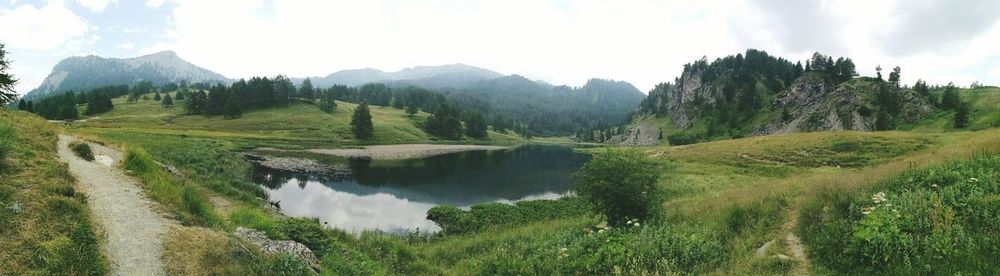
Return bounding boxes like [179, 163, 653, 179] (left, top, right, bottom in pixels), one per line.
[17, 99, 26, 110]
[154, 92, 162, 101]
[426, 103, 462, 139]
[941, 85, 961, 110]
[405, 103, 418, 117]
[162, 94, 173, 107]
[351, 102, 374, 139]
[0, 43, 17, 105]
[185, 90, 207, 114]
[319, 91, 337, 113]
[954, 101, 970, 128]
[224, 91, 242, 119]
[299, 78, 315, 101]
[465, 112, 488, 138]
[175, 90, 186, 101]
[26, 101, 33, 113]
[888, 66, 901, 87]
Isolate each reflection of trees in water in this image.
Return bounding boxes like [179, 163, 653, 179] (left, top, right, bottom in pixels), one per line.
[250, 145, 591, 205]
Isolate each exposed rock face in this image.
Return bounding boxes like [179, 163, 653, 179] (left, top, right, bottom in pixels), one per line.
[607, 121, 661, 146]
[234, 227, 321, 272]
[757, 75, 933, 135]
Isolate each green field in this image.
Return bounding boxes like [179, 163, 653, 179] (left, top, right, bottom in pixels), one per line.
[8, 85, 998, 274]
[75, 92, 525, 149]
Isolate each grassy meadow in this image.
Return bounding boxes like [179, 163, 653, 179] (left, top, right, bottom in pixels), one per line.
[74, 92, 524, 149]
[0, 109, 106, 275]
[6, 86, 992, 274]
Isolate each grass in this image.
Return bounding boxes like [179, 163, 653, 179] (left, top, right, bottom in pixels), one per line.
[904, 86, 1000, 132]
[69, 141, 94, 161]
[78, 93, 527, 148]
[0, 109, 106, 275]
[43, 86, 998, 274]
[122, 146, 222, 226]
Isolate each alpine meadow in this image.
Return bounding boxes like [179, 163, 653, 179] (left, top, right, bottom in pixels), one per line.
[2, 1, 999, 275]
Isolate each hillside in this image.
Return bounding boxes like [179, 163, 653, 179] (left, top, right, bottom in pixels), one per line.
[0, 109, 105, 274]
[25, 51, 227, 100]
[300, 63, 504, 88]
[605, 50, 941, 146]
[74, 92, 524, 148]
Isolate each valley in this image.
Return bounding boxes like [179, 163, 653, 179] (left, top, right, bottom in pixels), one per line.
[1, 29, 998, 275]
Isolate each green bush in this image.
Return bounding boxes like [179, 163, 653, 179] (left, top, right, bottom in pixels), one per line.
[427, 198, 590, 235]
[667, 131, 701, 145]
[69, 142, 94, 161]
[574, 150, 663, 226]
[800, 154, 1000, 274]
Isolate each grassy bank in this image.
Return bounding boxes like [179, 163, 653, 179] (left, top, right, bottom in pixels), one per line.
[0, 109, 106, 275]
[61, 94, 1000, 274]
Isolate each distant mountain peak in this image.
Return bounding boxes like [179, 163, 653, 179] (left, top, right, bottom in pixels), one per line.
[25, 50, 227, 99]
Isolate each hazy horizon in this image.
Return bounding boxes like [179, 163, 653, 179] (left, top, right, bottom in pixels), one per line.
[2, 0, 1000, 95]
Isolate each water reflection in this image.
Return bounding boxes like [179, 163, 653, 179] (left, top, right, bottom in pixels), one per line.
[251, 145, 590, 233]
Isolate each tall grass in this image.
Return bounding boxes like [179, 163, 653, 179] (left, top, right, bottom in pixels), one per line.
[123, 146, 222, 226]
[0, 109, 106, 275]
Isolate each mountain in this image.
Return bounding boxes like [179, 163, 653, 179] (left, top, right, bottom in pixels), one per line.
[24, 51, 227, 100]
[303, 63, 504, 88]
[604, 49, 935, 146]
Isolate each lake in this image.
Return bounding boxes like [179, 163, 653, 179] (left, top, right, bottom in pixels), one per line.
[250, 145, 590, 233]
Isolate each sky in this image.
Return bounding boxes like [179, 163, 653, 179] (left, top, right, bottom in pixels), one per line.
[2, 0, 1000, 96]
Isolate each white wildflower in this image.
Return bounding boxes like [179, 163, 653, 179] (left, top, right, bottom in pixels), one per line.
[969, 177, 980, 183]
[633, 222, 640, 227]
[931, 184, 938, 188]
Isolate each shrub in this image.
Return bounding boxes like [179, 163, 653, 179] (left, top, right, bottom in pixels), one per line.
[667, 131, 700, 145]
[800, 154, 1000, 274]
[427, 198, 590, 235]
[69, 141, 94, 161]
[574, 150, 662, 226]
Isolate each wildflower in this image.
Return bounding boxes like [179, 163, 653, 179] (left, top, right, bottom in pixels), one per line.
[633, 222, 640, 227]
[931, 184, 938, 188]
[872, 192, 887, 203]
[598, 229, 605, 234]
[969, 177, 980, 182]
[560, 248, 568, 252]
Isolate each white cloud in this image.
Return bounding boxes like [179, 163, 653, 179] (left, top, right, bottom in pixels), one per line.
[146, 0, 165, 9]
[0, 0, 91, 51]
[75, 0, 117, 13]
[116, 42, 134, 50]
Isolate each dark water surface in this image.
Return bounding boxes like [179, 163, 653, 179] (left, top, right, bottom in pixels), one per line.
[251, 145, 590, 233]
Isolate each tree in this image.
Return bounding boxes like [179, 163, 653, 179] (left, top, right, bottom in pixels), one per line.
[0, 43, 17, 105]
[405, 103, 418, 117]
[26, 101, 33, 113]
[574, 150, 662, 226]
[17, 99, 26, 110]
[464, 112, 488, 138]
[875, 65, 883, 81]
[185, 90, 207, 114]
[954, 101, 970, 128]
[426, 103, 462, 139]
[888, 66, 901, 87]
[941, 85, 961, 110]
[175, 89, 186, 101]
[154, 92, 162, 101]
[162, 94, 173, 107]
[224, 91, 242, 119]
[318, 90, 337, 113]
[351, 102, 374, 139]
[299, 78, 315, 101]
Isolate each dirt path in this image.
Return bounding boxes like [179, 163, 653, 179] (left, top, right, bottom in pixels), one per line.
[57, 135, 175, 275]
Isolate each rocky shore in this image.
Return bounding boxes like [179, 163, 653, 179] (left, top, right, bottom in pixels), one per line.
[243, 153, 350, 178]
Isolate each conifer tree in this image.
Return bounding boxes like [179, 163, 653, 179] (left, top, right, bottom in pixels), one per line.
[17, 99, 26, 110]
[0, 43, 17, 105]
[954, 101, 970, 129]
[162, 94, 173, 107]
[224, 91, 242, 119]
[319, 91, 337, 113]
[351, 102, 374, 139]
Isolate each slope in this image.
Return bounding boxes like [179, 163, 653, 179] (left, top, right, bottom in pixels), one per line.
[0, 109, 106, 274]
[76, 92, 523, 148]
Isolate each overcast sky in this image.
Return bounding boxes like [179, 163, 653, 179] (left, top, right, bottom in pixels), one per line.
[2, 0, 999, 95]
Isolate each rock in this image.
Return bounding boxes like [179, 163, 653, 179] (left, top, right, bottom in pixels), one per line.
[234, 227, 321, 272]
[607, 120, 661, 146]
[243, 153, 350, 179]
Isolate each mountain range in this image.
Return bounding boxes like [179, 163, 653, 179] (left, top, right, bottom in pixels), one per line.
[24, 51, 645, 134]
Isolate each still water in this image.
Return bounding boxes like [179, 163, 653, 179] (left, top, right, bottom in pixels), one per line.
[251, 145, 590, 233]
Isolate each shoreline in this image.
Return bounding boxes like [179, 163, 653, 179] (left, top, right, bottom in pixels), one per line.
[259, 144, 509, 160]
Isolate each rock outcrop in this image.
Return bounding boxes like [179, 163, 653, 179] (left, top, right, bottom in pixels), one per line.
[234, 227, 321, 272]
[606, 120, 661, 146]
[243, 153, 350, 178]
